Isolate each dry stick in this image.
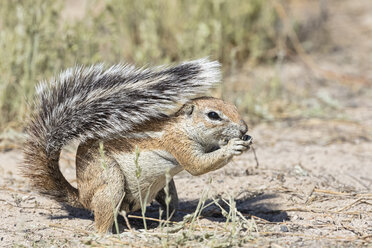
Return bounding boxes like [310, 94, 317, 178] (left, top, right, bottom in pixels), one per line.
[340, 222, 364, 237]
[191, 208, 271, 225]
[304, 185, 316, 204]
[337, 198, 365, 212]
[259, 231, 363, 242]
[0, 186, 32, 194]
[49, 223, 91, 235]
[127, 214, 178, 224]
[362, 234, 372, 240]
[314, 188, 355, 196]
[107, 237, 131, 246]
[235, 212, 271, 224]
[283, 207, 369, 216]
[251, 146, 260, 168]
[121, 211, 133, 232]
[127, 214, 227, 232]
[271, 0, 371, 87]
[0, 199, 64, 211]
[314, 188, 372, 197]
[0, 143, 19, 150]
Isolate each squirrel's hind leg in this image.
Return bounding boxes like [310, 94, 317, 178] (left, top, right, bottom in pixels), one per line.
[155, 179, 179, 217]
[90, 161, 126, 233]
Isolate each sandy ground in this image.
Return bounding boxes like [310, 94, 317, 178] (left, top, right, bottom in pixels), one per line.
[1, 0, 372, 247]
[1, 113, 371, 247]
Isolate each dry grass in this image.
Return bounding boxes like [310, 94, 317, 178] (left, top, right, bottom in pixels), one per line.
[3, 184, 370, 247]
[0, 0, 334, 133]
[0, 0, 282, 131]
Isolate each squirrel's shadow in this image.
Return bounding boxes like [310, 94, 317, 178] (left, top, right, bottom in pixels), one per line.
[118, 192, 289, 232]
[52, 192, 288, 233]
[50, 205, 93, 221]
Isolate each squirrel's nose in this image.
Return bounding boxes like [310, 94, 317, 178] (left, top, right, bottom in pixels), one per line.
[239, 120, 248, 136]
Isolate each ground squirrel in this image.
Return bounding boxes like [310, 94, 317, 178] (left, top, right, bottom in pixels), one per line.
[23, 58, 252, 233]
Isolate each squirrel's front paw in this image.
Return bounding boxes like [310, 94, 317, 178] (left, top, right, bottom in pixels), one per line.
[225, 138, 251, 156]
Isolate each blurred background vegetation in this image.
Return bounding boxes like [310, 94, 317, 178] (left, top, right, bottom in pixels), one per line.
[0, 0, 329, 132]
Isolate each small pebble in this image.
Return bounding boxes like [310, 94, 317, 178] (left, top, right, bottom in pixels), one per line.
[280, 225, 289, 232]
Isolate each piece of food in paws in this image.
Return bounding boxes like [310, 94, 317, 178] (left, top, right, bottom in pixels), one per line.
[242, 134, 253, 144]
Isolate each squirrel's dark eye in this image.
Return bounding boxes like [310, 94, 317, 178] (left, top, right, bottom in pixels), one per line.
[207, 111, 221, 120]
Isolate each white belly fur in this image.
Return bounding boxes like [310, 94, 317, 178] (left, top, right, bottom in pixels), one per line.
[113, 149, 183, 211]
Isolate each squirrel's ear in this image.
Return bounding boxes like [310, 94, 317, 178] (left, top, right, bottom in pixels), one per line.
[178, 103, 194, 116]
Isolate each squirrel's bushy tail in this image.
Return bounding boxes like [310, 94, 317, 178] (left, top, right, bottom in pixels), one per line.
[23, 58, 221, 207]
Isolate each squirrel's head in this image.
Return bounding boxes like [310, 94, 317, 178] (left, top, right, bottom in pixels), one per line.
[177, 97, 248, 149]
